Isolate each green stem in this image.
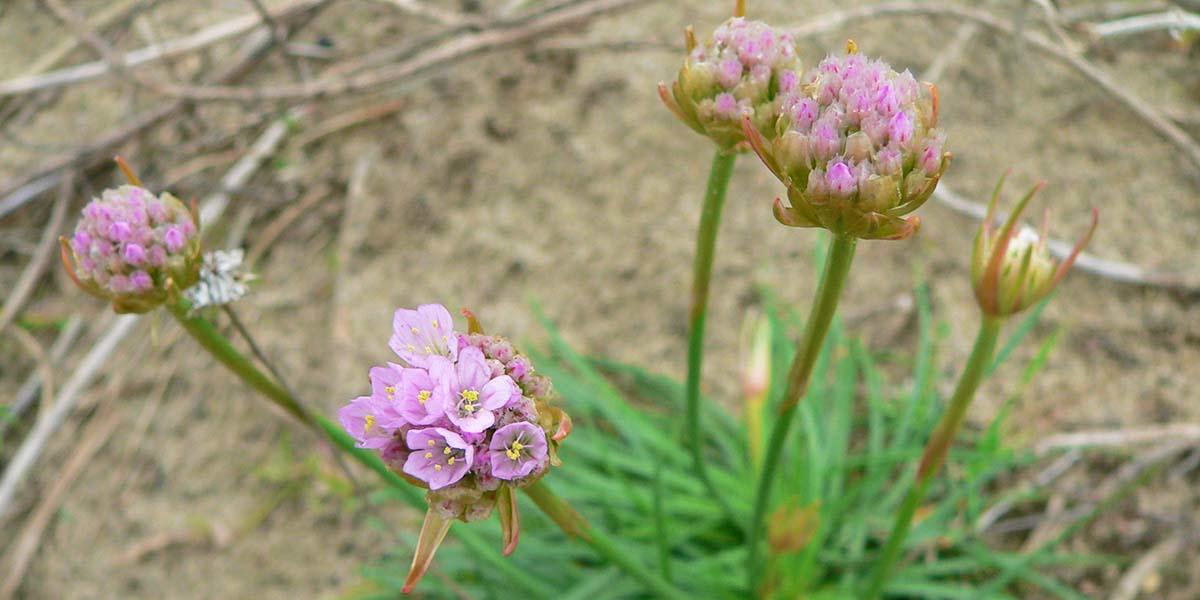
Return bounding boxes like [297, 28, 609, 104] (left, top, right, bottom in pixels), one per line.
[523, 480, 689, 600]
[861, 316, 1003, 599]
[746, 235, 857, 594]
[684, 149, 738, 523]
[166, 299, 554, 597]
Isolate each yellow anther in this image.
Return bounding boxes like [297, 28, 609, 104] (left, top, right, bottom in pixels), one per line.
[363, 414, 376, 433]
[460, 390, 479, 403]
[434, 464, 442, 471]
[447, 457, 455, 465]
[424, 452, 433, 459]
[505, 440, 525, 461]
[407, 344, 416, 352]
[427, 439, 436, 447]
[384, 385, 396, 399]
[432, 321, 439, 328]
[411, 326, 420, 334]
[418, 390, 431, 405]
[443, 446, 452, 455]
[424, 345, 433, 353]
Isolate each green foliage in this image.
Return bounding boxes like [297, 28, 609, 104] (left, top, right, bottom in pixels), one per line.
[352, 295, 1099, 599]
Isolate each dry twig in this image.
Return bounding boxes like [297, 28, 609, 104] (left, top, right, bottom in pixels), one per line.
[0, 407, 120, 600]
[1109, 533, 1186, 600]
[1035, 424, 1200, 454]
[3, 315, 86, 438]
[0, 174, 73, 335]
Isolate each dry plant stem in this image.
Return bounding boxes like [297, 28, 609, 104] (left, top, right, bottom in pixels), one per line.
[862, 316, 1003, 599]
[747, 235, 857, 593]
[3, 315, 85, 437]
[684, 150, 738, 525]
[522, 481, 689, 600]
[133, 0, 639, 101]
[0, 407, 120, 600]
[0, 0, 322, 97]
[0, 315, 138, 523]
[0, 174, 72, 334]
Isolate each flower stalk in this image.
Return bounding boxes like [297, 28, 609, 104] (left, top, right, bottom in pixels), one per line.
[861, 315, 1003, 599]
[684, 148, 738, 524]
[746, 234, 857, 593]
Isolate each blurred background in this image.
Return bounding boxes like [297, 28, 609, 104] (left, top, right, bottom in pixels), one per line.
[0, 0, 1198, 597]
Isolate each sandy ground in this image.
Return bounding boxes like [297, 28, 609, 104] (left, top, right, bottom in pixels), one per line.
[1, 0, 1199, 597]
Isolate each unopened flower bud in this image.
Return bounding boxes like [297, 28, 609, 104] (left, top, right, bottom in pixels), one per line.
[971, 176, 1098, 317]
[660, 12, 801, 150]
[743, 43, 950, 240]
[61, 180, 201, 314]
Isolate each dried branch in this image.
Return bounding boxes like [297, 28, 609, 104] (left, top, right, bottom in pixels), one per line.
[0, 174, 73, 335]
[2, 315, 85, 439]
[0, 0, 323, 98]
[1087, 9, 1200, 38]
[1035, 424, 1200, 454]
[1109, 534, 1186, 600]
[122, 0, 640, 102]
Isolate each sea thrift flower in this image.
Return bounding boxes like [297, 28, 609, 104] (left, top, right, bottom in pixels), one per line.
[403, 427, 474, 490]
[659, 7, 802, 150]
[972, 176, 1098, 317]
[389, 304, 458, 368]
[489, 422, 549, 480]
[443, 347, 518, 433]
[338, 395, 399, 450]
[62, 183, 201, 313]
[743, 42, 950, 240]
[337, 304, 570, 593]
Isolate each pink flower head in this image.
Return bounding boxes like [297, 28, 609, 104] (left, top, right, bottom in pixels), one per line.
[396, 359, 450, 425]
[442, 347, 517, 433]
[338, 395, 397, 450]
[66, 184, 199, 308]
[743, 45, 948, 240]
[661, 15, 801, 149]
[403, 427, 474, 490]
[488, 422, 548, 480]
[389, 304, 458, 368]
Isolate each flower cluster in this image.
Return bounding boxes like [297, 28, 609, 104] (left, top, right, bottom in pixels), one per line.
[62, 184, 201, 313]
[972, 177, 1098, 317]
[660, 15, 801, 150]
[744, 45, 949, 240]
[339, 304, 567, 522]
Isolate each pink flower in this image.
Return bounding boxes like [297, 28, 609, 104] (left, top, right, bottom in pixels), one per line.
[488, 422, 548, 480]
[389, 304, 458, 368]
[441, 347, 517, 433]
[403, 427, 474, 490]
[368, 364, 408, 428]
[338, 395, 397, 450]
[396, 359, 450, 425]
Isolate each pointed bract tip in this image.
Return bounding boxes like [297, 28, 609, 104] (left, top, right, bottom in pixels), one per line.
[461, 308, 484, 334]
[553, 411, 573, 442]
[846, 39, 858, 54]
[733, 0, 746, 18]
[114, 156, 143, 186]
[684, 26, 697, 52]
[1052, 208, 1099, 285]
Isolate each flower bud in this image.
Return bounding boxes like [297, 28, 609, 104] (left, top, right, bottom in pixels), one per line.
[61, 182, 201, 313]
[743, 43, 950, 240]
[659, 10, 802, 151]
[971, 176, 1098, 317]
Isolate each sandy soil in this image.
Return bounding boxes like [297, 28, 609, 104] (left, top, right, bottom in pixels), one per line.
[2, 0, 1199, 597]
